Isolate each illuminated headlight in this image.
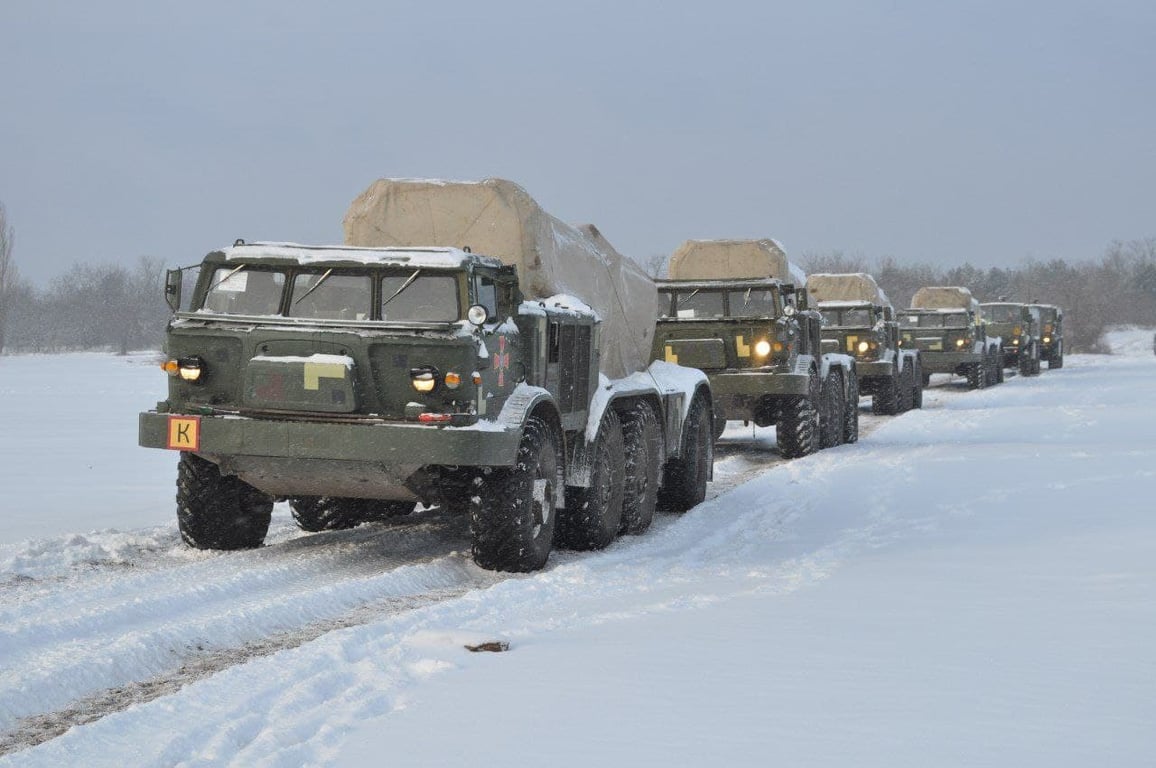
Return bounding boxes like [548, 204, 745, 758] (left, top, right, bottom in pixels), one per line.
[1012, 338, 1020, 346]
[857, 340, 870, 353]
[1043, 336, 1051, 344]
[163, 356, 205, 383]
[955, 338, 967, 348]
[410, 366, 439, 393]
[754, 339, 772, 357]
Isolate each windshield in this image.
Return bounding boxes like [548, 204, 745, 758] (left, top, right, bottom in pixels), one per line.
[671, 289, 725, 319]
[899, 312, 969, 329]
[984, 305, 1020, 323]
[822, 308, 872, 327]
[727, 288, 778, 317]
[201, 267, 285, 315]
[290, 272, 372, 320]
[380, 273, 460, 322]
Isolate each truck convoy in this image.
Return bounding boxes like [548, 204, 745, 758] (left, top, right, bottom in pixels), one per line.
[897, 287, 1003, 389]
[652, 239, 859, 457]
[980, 301, 1041, 376]
[138, 178, 715, 572]
[809, 273, 922, 415]
[1028, 303, 1064, 369]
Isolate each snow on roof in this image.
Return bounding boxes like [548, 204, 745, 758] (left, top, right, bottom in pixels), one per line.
[221, 242, 498, 269]
[816, 299, 875, 309]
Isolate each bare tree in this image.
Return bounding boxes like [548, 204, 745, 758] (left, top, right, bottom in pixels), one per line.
[0, 202, 16, 354]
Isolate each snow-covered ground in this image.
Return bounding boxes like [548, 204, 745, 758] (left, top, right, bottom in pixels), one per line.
[0, 332, 1153, 767]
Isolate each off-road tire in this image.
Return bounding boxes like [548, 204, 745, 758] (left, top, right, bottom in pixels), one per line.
[842, 369, 860, 444]
[470, 416, 562, 572]
[778, 370, 820, 458]
[290, 498, 414, 531]
[657, 391, 713, 512]
[872, 371, 899, 415]
[620, 402, 662, 535]
[177, 452, 272, 550]
[994, 352, 1005, 384]
[922, 371, 931, 389]
[819, 369, 846, 449]
[968, 361, 986, 390]
[898, 363, 915, 413]
[559, 409, 626, 550]
[711, 403, 727, 442]
[1019, 350, 1034, 377]
[911, 360, 924, 409]
[1049, 347, 1063, 369]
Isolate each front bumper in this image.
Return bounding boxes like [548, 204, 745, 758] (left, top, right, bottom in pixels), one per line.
[918, 351, 982, 375]
[855, 360, 895, 379]
[708, 370, 811, 398]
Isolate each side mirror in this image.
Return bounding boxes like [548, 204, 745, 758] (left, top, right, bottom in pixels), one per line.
[782, 303, 797, 317]
[467, 304, 490, 327]
[164, 269, 182, 312]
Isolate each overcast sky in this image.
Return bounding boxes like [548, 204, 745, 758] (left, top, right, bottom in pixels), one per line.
[2, 0, 1154, 285]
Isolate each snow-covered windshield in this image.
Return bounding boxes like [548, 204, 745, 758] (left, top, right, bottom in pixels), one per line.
[984, 305, 1020, 323]
[201, 267, 286, 315]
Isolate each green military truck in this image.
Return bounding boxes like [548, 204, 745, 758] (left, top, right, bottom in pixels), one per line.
[809, 273, 922, 415]
[897, 287, 1003, 389]
[652, 239, 858, 458]
[139, 178, 715, 573]
[1027, 303, 1064, 369]
[979, 301, 1042, 376]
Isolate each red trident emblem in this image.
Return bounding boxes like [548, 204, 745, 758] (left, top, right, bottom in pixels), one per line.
[496, 335, 511, 387]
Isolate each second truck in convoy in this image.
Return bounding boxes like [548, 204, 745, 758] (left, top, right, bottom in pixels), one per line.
[652, 239, 859, 457]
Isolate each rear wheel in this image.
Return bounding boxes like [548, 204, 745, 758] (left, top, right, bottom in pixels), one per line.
[968, 360, 986, 390]
[911, 359, 924, 409]
[872, 370, 899, 415]
[620, 402, 662, 535]
[559, 409, 626, 550]
[1049, 345, 1064, 369]
[778, 370, 820, 458]
[657, 392, 713, 512]
[471, 416, 561, 572]
[898, 363, 914, 412]
[177, 453, 272, 550]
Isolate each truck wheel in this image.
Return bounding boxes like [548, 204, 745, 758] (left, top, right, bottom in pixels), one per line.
[620, 402, 662, 535]
[922, 371, 931, 388]
[995, 352, 1005, 383]
[559, 409, 625, 551]
[777, 371, 820, 458]
[842, 370, 860, 444]
[911, 360, 924, 409]
[471, 416, 561, 572]
[1049, 348, 1063, 369]
[819, 370, 845, 449]
[872, 371, 899, 415]
[177, 453, 272, 550]
[657, 392, 713, 512]
[1019, 351, 1033, 377]
[968, 361, 986, 390]
[898, 363, 914, 412]
[290, 497, 363, 531]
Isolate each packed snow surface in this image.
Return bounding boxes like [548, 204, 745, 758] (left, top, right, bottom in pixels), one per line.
[0, 330, 1154, 766]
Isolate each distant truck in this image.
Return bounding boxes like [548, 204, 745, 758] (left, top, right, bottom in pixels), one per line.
[652, 239, 858, 457]
[980, 301, 1041, 376]
[897, 287, 1003, 389]
[809, 273, 922, 414]
[139, 178, 715, 573]
[1027, 303, 1064, 369]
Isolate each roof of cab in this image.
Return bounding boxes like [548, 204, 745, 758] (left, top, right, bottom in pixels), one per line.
[211, 241, 503, 269]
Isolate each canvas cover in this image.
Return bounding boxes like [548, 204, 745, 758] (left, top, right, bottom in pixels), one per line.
[808, 273, 891, 308]
[910, 286, 979, 312]
[667, 239, 803, 285]
[342, 178, 655, 379]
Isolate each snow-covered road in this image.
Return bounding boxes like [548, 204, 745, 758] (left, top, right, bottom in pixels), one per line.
[1, 334, 1153, 767]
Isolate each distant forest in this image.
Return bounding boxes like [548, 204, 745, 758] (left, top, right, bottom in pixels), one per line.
[0, 198, 1154, 356]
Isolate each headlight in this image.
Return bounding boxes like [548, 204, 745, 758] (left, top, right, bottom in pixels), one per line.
[1043, 336, 1051, 343]
[955, 338, 967, 348]
[163, 356, 205, 383]
[1012, 338, 1020, 345]
[857, 340, 870, 353]
[410, 366, 439, 393]
[754, 339, 772, 357]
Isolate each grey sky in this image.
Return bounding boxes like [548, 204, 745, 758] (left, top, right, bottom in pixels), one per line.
[2, 0, 1154, 285]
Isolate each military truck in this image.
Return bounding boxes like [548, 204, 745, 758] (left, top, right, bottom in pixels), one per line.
[1027, 303, 1064, 369]
[809, 273, 922, 414]
[979, 301, 1041, 376]
[897, 287, 1003, 389]
[139, 178, 715, 573]
[652, 239, 858, 458]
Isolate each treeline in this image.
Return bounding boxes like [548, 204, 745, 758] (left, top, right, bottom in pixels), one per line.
[1, 258, 171, 355]
[797, 238, 1156, 353]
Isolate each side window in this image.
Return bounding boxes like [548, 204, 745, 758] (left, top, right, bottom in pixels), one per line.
[475, 274, 498, 317]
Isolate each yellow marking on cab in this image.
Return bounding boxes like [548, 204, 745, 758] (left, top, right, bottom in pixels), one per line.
[735, 335, 751, 358]
[167, 416, 200, 451]
[846, 335, 859, 353]
[664, 344, 679, 364]
[303, 362, 347, 391]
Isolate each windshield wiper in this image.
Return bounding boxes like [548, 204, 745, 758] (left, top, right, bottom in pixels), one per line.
[381, 269, 422, 311]
[293, 268, 334, 305]
[207, 264, 246, 293]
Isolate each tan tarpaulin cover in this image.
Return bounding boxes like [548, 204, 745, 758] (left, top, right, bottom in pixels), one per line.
[667, 239, 797, 283]
[808, 273, 891, 307]
[342, 178, 654, 379]
[910, 286, 979, 312]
